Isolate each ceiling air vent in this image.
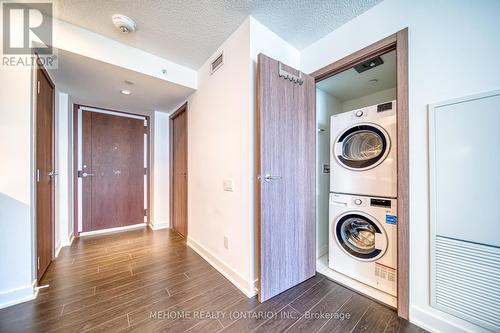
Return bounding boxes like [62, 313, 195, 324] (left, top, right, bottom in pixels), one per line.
[354, 56, 384, 73]
[210, 52, 224, 75]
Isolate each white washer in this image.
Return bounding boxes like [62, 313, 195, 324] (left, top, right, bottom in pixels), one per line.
[329, 193, 397, 297]
[330, 101, 397, 198]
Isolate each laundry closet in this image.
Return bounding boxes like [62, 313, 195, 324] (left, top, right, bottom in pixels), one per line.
[315, 50, 398, 307]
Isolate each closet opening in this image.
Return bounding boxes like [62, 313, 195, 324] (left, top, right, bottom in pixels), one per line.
[311, 29, 409, 318]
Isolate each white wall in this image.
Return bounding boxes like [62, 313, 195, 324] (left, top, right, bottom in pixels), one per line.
[67, 96, 75, 239]
[249, 17, 300, 68]
[152, 111, 170, 229]
[301, 1, 500, 332]
[186, 16, 300, 297]
[0, 66, 35, 308]
[55, 92, 72, 255]
[315, 89, 341, 258]
[341, 87, 396, 112]
[187, 18, 254, 295]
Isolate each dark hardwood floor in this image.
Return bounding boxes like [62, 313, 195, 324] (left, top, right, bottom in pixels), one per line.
[0, 228, 425, 332]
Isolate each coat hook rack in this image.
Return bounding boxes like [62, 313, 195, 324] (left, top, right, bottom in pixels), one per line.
[278, 61, 303, 85]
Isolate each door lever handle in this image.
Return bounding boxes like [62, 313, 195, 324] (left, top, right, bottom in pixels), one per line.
[261, 174, 282, 182]
[82, 172, 94, 178]
[48, 171, 58, 177]
[78, 170, 94, 178]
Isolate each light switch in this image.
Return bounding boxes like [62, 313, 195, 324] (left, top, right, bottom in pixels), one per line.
[223, 178, 234, 192]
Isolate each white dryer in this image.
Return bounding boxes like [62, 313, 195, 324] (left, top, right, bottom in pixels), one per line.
[329, 192, 397, 297]
[330, 101, 397, 198]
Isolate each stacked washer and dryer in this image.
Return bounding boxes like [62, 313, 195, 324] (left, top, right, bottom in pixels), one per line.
[328, 100, 398, 303]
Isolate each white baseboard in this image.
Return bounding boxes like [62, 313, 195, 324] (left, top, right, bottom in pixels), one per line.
[55, 241, 62, 258]
[187, 236, 256, 298]
[68, 233, 75, 245]
[61, 233, 74, 247]
[56, 233, 75, 257]
[410, 304, 490, 333]
[0, 280, 37, 310]
[78, 223, 146, 237]
[148, 222, 169, 231]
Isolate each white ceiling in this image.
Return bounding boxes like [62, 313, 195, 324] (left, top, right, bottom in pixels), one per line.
[316, 50, 396, 101]
[50, 0, 381, 69]
[48, 48, 195, 113]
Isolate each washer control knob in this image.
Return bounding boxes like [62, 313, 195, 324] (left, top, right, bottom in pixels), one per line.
[355, 110, 364, 117]
[354, 199, 362, 205]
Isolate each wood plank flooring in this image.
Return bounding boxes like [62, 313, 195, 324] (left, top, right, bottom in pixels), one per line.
[0, 228, 425, 332]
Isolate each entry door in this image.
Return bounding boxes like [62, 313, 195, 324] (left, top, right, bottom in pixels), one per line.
[256, 54, 316, 301]
[36, 66, 55, 279]
[171, 106, 188, 237]
[81, 111, 145, 232]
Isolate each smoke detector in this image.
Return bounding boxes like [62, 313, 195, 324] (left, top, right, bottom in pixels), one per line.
[112, 14, 136, 33]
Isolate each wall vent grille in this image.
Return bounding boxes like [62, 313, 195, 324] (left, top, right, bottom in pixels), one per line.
[210, 52, 224, 75]
[433, 236, 500, 332]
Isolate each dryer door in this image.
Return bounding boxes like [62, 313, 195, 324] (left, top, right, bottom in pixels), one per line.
[335, 213, 387, 261]
[334, 124, 390, 170]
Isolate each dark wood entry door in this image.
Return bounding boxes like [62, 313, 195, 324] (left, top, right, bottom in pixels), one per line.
[36, 66, 55, 279]
[256, 54, 316, 302]
[170, 105, 188, 237]
[81, 111, 145, 232]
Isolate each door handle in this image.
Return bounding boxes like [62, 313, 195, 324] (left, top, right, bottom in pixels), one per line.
[260, 174, 282, 182]
[78, 170, 95, 178]
[48, 171, 58, 177]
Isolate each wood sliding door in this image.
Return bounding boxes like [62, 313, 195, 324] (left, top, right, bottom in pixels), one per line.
[256, 54, 316, 302]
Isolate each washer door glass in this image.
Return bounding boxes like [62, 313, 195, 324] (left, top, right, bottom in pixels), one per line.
[336, 125, 388, 169]
[336, 214, 384, 260]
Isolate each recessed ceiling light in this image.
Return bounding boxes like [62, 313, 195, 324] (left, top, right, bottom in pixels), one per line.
[120, 89, 132, 95]
[112, 14, 137, 33]
[124, 80, 134, 85]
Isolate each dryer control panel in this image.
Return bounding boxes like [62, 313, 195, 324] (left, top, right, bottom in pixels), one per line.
[370, 198, 392, 208]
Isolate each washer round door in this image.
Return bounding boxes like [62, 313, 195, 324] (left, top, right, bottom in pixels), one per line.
[334, 124, 390, 170]
[334, 212, 387, 261]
